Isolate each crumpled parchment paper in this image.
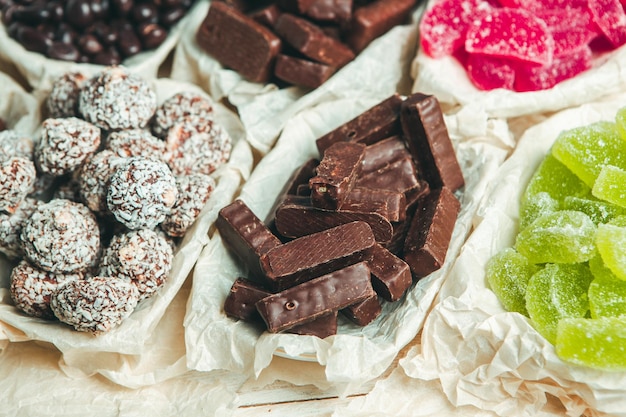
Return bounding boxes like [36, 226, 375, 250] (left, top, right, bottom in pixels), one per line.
[398, 93, 626, 417]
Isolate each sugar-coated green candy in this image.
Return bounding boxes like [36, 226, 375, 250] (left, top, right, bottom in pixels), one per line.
[486, 248, 539, 316]
[526, 263, 592, 343]
[519, 192, 558, 230]
[551, 121, 626, 187]
[592, 165, 626, 208]
[596, 222, 626, 280]
[523, 154, 590, 203]
[515, 210, 597, 264]
[563, 195, 626, 224]
[589, 254, 616, 281]
[609, 215, 626, 227]
[615, 105, 626, 140]
[589, 276, 626, 318]
[556, 317, 626, 371]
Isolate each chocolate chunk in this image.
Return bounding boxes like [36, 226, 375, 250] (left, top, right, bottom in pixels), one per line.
[274, 195, 394, 243]
[224, 277, 271, 321]
[285, 158, 319, 195]
[342, 295, 381, 326]
[286, 311, 338, 337]
[196, 2, 282, 83]
[260, 221, 376, 291]
[216, 199, 282, 278]
[310, 141, 366, 210]
[367, 243, 412, 302]
[276, 0, 317, 14]
[347, 187, 406, 222]
[256, 261, 374, 332]
[316, 94, 403, 154]
[304, 0, 353, 24]
[361, 135, 411, 174]
[400, 93, 465, 192]
[356, 155, 421, 197]
[274, 13, 355, 67]
[346, 0, 417, 53]
[403, 187, 460, 279]
[250, 4, 282, 27]
[274, 53, 336, 89]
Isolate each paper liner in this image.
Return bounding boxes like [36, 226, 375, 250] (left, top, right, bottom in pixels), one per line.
[182, 94, 510, 393]
[399, 93, 626, 417]
[0, 76, 254, 381]
[171, 1, 425, 155]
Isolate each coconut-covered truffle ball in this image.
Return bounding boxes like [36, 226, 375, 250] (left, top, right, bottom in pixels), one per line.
[77, 150, 126, 214]
[0, 198, 42, 260]
[0, 156, 37, 214]
[99, 229, 173, 301]
[50, 276, 139, 333]
[35, 117, 101, 176]
[107, 157, 178, 230]
[152, 91, 215, 139]
[161, 173, 216, 237]
[79, 66, 157, 131]
[47, 71, 88, 118]
[20, 199, 101, 274]
[10, 260, 83, 319]
[0, 129, 34, 160]
[106, 128, 166, 161]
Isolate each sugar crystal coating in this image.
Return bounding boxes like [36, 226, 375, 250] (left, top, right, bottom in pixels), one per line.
[161, 173, 216, 237]
[152, 91, 215, 139]
[588, 275, 626, 318]
[106, 129, 166, 162]
[47, 71, 88, 119]
[592, 165, 626, 208]
[0, 156, 36, 214]
[486, 248, 538, 316]
[0, 198, 42, 260]
[78, 150, 126, 214]
[50, 276, 139, 333]
[0, 129, 34, 160]
[596, 222, 626, 281]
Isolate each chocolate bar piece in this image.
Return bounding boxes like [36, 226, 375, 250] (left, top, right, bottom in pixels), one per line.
[305, 0, 353, 24]
[274, 13, 355, 67]
[367, 243, 412, 302]
[286, 311, 338, 338]
[256, 261, 375, 332]
[310, 141, 366, 210]
[196, 2, 282, 83]
[217, 199, 282, 278]
[274, 54, 336, 89]
[224, 277, 271, 321]
[260, 220, 376, 290]
[400, 93, 465, 192]
[346, 0, 417, 53]
[403, 187, 460, 278]
[274, 195, 394, 243]
[250, 4, 283, 27]
[284, 158, 319, 195]
[342, 295, 381, 326]
[316, 94, 403, 154]
[276, 0, 317, 14]
[356, 155, 420, 196]
[361, 135, 411, 174]
[348, 187, 406, 222]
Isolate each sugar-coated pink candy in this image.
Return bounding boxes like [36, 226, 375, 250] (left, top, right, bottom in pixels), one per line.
[497, 0, 588, 10]
[514, 46, 592, 92]
[552, 28, 598, 57]
[589, 0, 626, 48]
[466, 53, 516, 90]
[419, 0, 493, 58]
[465, 8, 553, 65]
[535, 8, 595, 34]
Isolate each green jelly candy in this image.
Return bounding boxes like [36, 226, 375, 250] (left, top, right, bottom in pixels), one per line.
[589, 254, 617, 281]
[523, 154, 590, 203]
[486, 248, 539, 316]
[563, 195, 626, 224]
[596, 222, 626, 280]
[515, 210, 597, 264]
[551, 121, 626, 187]
[589, 276, 626, 318]
[609, 215, 626, 227]
[556, 317, 626, 371]
[519, 192, 558, 230]
[592, 165, 626, 208]
[615, 105, 626, 140]
[526, 263, 592, 344]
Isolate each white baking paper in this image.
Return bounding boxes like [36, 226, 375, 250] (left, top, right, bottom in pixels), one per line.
[400, 93, 626, 417]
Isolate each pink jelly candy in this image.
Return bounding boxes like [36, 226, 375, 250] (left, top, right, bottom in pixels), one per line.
[497, 0, 588, 10]
[466, 53, 516, 90]
[465, 8, 554, 65]
[419, 0, 493, 58]
[514, 46, 592, 91]
[588, 0, 626, 48]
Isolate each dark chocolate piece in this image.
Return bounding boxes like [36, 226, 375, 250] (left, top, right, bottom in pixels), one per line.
[250, 4, 282, 27]
[403, 187, 460, 279]
[315, 94, 403, 154]
[216, 199, 282, 278]
[361, 135, 411, 174]
[286, 311, 338, 337]
[400, 93, 465, 192]
[342, 295, 381, 326]
[346, 0, 417, 53]
[274, 13, 355, 67]
[260, 220, 376, 291]
[356, 155, 420, 196]
[310, 141, 366, 210]
[224, 277, 271, 321]
[196, 2, 282, 83]
[256, 261, 374, 332]
[348, 187, 406, 222]
[285, 158, 319, 195]
[276, 0, 317, 14]
[274, 53, 336, 89]
[305, 0, 353, 24]
[367, 243, 412, 302]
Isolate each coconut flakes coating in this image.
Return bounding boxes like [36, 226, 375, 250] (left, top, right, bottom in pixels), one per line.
[0, 156, 37, 214]
[78, 66, 157, 131]
[0, 197, 42, 260]
[47, 71, 88, 119]
[161, 173, 216, 237]
[10, 260, 83, 319]
[35, 117, 101, 176]
[152, 91, 215, 139]
[78, 150, 126, 214]
[0, 129, 34, 161]
[107, 157, 178, 230]
[106, 129, 166, 162]
[21, 199, 101, 274]
[50, 276, 139, 333]
[99, 228, 173, 301]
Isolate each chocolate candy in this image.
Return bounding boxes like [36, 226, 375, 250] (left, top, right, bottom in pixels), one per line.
[260, 220, 376, 291]
[256, 261, 374, 332]
[403, 187, 460, 278]
[224, 277, 271, 321]
[196, 2, 282, 83]
[274, 54, 336, 89]
[367, 243, 412, 302]
[342, 295, 381, 326]
[400, 93, 465, 192]
[286, 311, 338, 337]
[347, 187, 406, 222]
[305, 0, 352, 24]
[217, 199, 282, 279]
[361, 135, 410, 173]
